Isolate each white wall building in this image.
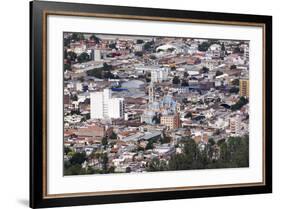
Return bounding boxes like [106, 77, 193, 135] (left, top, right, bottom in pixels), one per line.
[229, 115, 241, 135]
[108, 98, 124, 119]
[90, 91, 104, 119]
[151, 67, 169, 83]
[91, 49, 101, 61]
[90, 89, 124, 119]
[134, 44, 144, 52]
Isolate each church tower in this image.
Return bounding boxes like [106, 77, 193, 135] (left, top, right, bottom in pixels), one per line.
[148, 82, 155, 103]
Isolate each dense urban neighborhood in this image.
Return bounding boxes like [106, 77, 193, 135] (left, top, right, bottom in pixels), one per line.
[63, 32, 249, 175]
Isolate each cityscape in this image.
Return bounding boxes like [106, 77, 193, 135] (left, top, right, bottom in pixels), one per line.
[63, 32, 249, 175]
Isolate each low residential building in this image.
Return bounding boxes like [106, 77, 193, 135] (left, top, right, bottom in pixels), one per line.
[74, 124, 105, 139]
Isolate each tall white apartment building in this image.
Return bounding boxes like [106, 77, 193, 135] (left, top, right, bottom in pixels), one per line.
[229, 115, 241, 135]
[151, 67, 169, 83]
[108, 98, 124, 119]
[91, 49, 101, 61]
[90, 89, 124, 119]
[134, 44, 144, 52]
[91, 91, 104, 119]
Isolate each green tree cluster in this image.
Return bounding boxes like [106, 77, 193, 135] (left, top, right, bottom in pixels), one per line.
[86, 63, 118, 79]
[89, 34, 101, 43]
[200, 67, 209, 74]
[168, 135, 249, 171]
[172, 76, 180, 84]
[77, 52, 90, 63]
[231, 97, 248, 111]
[147, 158, 168, 172]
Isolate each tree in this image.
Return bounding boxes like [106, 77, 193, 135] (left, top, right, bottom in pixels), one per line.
[89, 34, 101, 43]
[64, 146, 71, 155]
[197, 147, 209, 168]
[64, 49, 68, 59]
[109, 131, 117, 139]
[64, 164, 82, 175]
[227, 136, 249, 167]
[70, 94, 78, 101]
[161, 132, 171, 144]
[221, 42, 225, 51]
[167, 47, 175, 52]
[183, 72, 189, 78]
[103, 63, 113, 71]
[231, 78, 240, 86]
[217, 138, 226, 146]
[136, 39, 144, 44]
[147, 158, 167, 172]
[172, 76, 180, 84]
[208, 138, 215, 146]
[87, 68, 103, 78]
[152, 114, 161, 124]
[108, 166, 115, 173]
[181, 79, 189, 87]
[66, 51, 77, 62]
[145, 140, 154, 150]
[143, 41, 154, 51]
[69, 152, 86, 165]
[219, 141, 229, 162]
[182, 98, 188, 104]
[134, 51, 143, 57]
[166, 135, 249, 171]
[145, 77, 151, 83]
[77, 52, 90, 63]
[104, 71, 116, 79]
[71, 33, 85, 41]
[233, 47, 242, 54]
[64, 37, 71, 47]
[102, 137, 108, 147]
[86, 63, 115, 79]
[185, 112, 192, 118]
[101, 154, 108, 173]
[198, 42, 211, 51]
[170, 66, 176, 71]
[200, 67, 209, 74]
[169, 154, 189, 170]
[229, 86, 239, 94]
[230, 65, 237, 70]
[183, 139, 198, 160]
[64, 63, 71, 72]
[231, 97, 248, 111]
[167, 139, 200, 170]
[108, 42, 117, 49]
[215, 70, 223, 77]
[125, 167, 132, 173]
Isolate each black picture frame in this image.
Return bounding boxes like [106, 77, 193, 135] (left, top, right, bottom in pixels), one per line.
[30, 1, 272, 208]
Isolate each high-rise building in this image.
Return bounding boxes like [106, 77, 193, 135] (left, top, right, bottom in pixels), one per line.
[90, 91, 104, 119]
[148, 82, 155, 103]
[239, 79, 249, 97]
[108, 98, 124, 119]
[229, 115, 241, 135]
[151, 67, 169, 83]
[91, 49, 101, 61]
[160, 114, 180, 130]
[90, 89, 124, 119]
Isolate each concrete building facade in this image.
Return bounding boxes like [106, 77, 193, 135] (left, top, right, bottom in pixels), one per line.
[160, 114, 180, 130]
[239, 79, 249, 97]
[90, 89, 124, 119]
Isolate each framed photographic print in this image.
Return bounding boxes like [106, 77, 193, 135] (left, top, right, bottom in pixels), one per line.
[30, 0, 272, 208]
